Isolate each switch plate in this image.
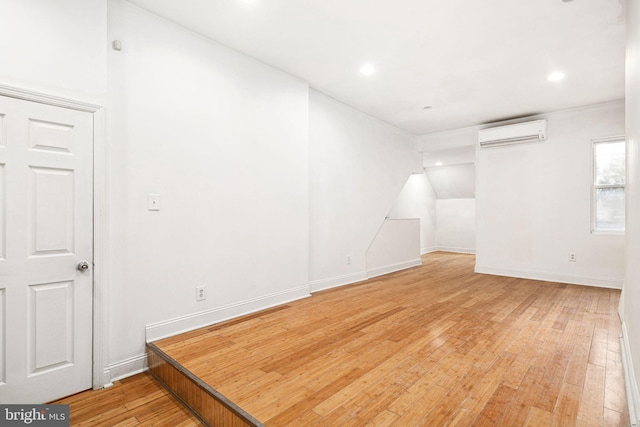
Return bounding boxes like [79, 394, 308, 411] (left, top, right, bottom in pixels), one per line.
[147, 194, 161, 211]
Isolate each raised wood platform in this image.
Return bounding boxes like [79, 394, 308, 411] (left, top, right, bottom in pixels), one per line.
[152, 252, 629, 426]
[147, 341, 262, 426]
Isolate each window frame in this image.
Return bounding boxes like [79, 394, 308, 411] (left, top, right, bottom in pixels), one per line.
[591, 135, 626, 234]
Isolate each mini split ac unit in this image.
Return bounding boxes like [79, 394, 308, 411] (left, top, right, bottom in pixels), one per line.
[478, 119, 547, 147]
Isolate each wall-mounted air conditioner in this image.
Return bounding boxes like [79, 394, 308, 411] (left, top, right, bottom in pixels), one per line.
[478, 119, 547, 147]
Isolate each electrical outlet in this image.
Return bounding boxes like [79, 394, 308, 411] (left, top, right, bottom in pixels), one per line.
[195, 286, 206, 301]
[147, 193, 161, 211]
[568, 252, 577, 262]
[346, 255, 352, 265]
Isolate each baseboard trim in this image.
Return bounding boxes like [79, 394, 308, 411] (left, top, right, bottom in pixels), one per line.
[474, 265, 623, 289]
[95, 365, 113, 390]
[421, 246, 475, 255]
[367, 258, 422, 279]
[309, 271, 367, 293]
[436, 246, 476, 254]
[145, 285, 310, 343]
[421, 246, 439, 254]
[310, 259, 426, 293]
[621, 322, 640, 425]
[104, 353, 148, 384]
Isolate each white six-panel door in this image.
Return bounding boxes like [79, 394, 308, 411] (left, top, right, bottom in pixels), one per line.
[0, 95, 93, 403]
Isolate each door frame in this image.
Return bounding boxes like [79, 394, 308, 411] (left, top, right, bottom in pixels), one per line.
[0, 84, 108, 391]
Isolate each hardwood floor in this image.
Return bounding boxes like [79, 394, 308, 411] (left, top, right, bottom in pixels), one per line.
[155, 252, 629, 426]
[147, 342, 260, 426]
[54, 372, 202, 426]
[59, 252, 629, 426]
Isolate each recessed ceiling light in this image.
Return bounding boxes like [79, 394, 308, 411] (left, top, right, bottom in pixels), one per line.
[360, 64, 376, 76]
[423, 106, 433, 110]
[547, 71, 566, 81]
[435, 161, 443, 166]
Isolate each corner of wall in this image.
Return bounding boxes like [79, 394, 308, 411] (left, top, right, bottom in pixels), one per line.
[104, 354, 148, 385]
[421, 246, 439, 254]
[621, 321, 640, 425]
[436, 246, 476, 255]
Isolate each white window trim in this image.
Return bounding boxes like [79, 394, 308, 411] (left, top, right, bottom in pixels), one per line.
[591, 135, 625, 234]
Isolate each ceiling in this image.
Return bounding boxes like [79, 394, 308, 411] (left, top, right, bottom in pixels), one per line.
[127, 0, 626, 136]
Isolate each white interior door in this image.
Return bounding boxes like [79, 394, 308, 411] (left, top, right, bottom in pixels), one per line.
[0, 95, 93, 403]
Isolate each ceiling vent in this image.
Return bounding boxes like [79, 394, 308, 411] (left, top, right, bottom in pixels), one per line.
[478, 119, 547, 147]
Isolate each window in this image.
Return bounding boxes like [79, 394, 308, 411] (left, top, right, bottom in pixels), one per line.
[592, 137, 625, 232]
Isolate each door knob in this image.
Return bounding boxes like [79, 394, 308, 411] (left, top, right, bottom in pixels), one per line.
[77, 261, 90, 272]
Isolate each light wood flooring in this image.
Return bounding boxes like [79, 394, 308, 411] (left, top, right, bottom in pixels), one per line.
[61, 252, 629, 426]
[54, 372, 201, 426]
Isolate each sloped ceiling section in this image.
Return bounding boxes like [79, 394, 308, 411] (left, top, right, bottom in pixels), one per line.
[425, 163, 475, 199]
[422, 145, 475, 168]
[422, 145, 476, 199]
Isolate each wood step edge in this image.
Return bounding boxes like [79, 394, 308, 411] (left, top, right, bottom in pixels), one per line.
[146, 342, 263, 427]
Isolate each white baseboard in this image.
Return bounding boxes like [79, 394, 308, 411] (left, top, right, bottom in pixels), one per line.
[436, 246, 476, 254]
[310, 259, 424, 293]
[421, 246, 439, 254]
[621, 322, 640, 425]
[474, 265, 623, 289]
[102, 286, 311, 385]
[309, 271, 367, 293]
[103, 353, 148, 384]
[367, 258, 422, 279]
[421, 246, 475, 255]
[145, 285, 310, 343]
[95, 369, 113, 390]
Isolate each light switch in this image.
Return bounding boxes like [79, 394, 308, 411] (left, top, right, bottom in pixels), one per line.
[147, 194, 161, 211]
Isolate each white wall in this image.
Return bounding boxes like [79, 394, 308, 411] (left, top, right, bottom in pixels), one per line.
[107, 0, 310, 377]
[387, 173, 437, 253]
[388, 172, 476, 255]
[436, 199, 475, 253]
[0, 0, 423, 385]
[0, 0, 107, 104]
[621, 0, 640, 422]
[422, 145, 475, 169]
[417, 133, 476, 254]
[418, 127, 478, 153]
[309, 90, 420, 291]
[425, 164, 475, 199]
[366, 219, 421, 278]
[476, 102, 625, 288]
